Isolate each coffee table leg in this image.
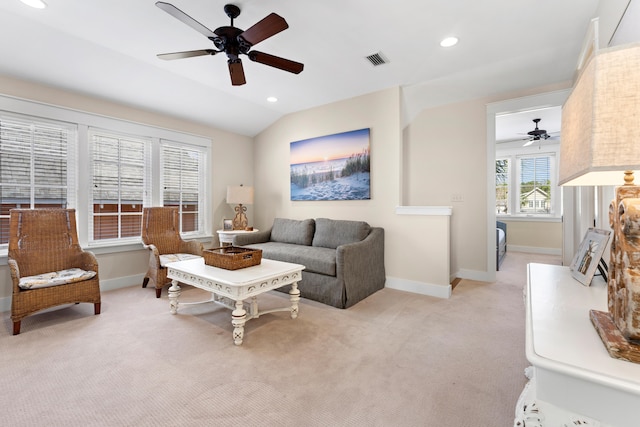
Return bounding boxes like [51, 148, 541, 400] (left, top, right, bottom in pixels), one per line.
[231, 299, 247, 345]
[289, 281, 300, 319]
[169, 280, 181, 314]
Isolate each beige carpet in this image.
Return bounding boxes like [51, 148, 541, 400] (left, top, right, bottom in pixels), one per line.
[0, 252, 561, 426]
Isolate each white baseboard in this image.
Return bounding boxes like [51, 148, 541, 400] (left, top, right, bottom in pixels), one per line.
[0, 274, 145, 314]
[508, 245, 562, 256]
[385, 276, 451, 299]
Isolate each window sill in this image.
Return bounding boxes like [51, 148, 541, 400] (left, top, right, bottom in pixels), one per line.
[496, 215, 562, 223]
[0, 235, 213, 266]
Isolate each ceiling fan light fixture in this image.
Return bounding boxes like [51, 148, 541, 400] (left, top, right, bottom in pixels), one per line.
[267, 96, 278, 103]
[20, 0, 47, 8]
[440, 37, 459, 48]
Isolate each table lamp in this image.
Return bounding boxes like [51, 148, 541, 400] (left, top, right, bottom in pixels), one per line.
[226, 185, 253, 230]
[559, 42, 640, 363]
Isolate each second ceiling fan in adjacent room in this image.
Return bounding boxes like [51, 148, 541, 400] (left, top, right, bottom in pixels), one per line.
[522, 118, 559, 146]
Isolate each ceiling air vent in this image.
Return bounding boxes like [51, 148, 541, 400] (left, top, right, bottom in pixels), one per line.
[366, 52, 388, 66]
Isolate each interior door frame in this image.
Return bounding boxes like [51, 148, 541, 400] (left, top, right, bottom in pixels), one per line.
[485, 89, 571, 280]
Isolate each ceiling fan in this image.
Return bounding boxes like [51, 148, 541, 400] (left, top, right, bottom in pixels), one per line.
[522, 118, 557, 147]
[155, 2, 304, 86]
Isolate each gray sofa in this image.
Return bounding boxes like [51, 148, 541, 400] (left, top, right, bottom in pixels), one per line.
[232, 218, 385, 309]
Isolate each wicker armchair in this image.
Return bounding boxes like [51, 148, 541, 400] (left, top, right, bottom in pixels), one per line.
[8, 208, 101, 335]
[141, 207, 204, 298]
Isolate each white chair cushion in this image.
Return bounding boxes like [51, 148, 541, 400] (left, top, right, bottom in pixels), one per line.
[159, 253, 201, 268]
[19, 268, 97, 290]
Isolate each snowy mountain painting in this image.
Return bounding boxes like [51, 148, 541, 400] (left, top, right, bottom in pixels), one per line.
[290, 128, 370, 201]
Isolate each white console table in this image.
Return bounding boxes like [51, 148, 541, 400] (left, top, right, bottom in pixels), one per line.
[516, 263, 640, 427]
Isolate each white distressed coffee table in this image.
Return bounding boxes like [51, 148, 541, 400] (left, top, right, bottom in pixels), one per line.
[166, 257, 305, 345]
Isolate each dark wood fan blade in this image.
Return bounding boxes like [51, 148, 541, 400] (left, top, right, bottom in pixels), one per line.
[239, 13, 288, 46]
[156, 2, 217, 39]
[157, 49, 217, 60]
[248, 51, 304, 74]
[228, 60, 246, 86]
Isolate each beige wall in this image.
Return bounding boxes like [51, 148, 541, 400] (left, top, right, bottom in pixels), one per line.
[403, 82, 571, 278]
[501, 221, 563, 254]
[403, 98, 488, 276]
[253, 88, 452, 293]
[253, 82, 575, 288]
[1, 0, 629, 306]
[0, 75, 253, 304]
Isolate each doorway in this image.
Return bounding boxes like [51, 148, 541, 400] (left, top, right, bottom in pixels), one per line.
[486, 89, 571, 281]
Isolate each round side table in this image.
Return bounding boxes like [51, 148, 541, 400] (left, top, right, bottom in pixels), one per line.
[216, 229, 259, 246]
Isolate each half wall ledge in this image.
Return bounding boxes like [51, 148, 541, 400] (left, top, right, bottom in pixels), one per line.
[390, 205, 452, 299]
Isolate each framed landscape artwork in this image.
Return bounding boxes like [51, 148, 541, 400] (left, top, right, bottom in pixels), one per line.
[290, 128, 371, 201]
[570, 228, 611, 286]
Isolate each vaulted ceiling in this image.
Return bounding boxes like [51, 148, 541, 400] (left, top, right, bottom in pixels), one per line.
[0, 1, 600, 137]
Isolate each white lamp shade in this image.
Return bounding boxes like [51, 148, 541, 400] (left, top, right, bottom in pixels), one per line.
[226, 185, 254, 205]
[559, 42, 640, 186]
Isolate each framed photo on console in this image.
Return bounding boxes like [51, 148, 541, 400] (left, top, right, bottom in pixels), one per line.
[570, 228, 611, 286]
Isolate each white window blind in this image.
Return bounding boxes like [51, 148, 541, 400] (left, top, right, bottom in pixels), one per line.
[0, 113, 76, 246]
[161, 141, 204, 234]
[517, 154, 554, 215]
[89, 129, 151, 242]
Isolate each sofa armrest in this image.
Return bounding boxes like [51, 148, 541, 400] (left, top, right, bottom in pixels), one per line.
[336, 227, 386, 307]
[233, 229, 272, 246]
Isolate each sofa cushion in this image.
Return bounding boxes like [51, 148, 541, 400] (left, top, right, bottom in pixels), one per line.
[244, 242, 336, 276]
[270, 218, 315, 246]
[312, 218, 371, 249]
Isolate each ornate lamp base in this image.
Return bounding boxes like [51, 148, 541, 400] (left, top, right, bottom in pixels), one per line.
[591, 309, 640, 363]
[232, 203, 248, 230]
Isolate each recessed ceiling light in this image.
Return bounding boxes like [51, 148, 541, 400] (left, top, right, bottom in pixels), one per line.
[267, 97, 278, 103]
[440, 37, 459, 48]
[20, 0, 47, 8]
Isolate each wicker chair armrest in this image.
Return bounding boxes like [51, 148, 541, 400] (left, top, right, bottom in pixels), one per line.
[142, 243, 160, 255]
[179, 239, 204, 256]
[141, 243, 162, 269]
[77, 250, 99, 273]
[7, 258, 21, 293]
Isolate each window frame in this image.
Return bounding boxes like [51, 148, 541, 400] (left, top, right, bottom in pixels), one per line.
[88, 128, 152, 245]
[160, 140, 207, 237]
[0, 94, 213, 258]
[495, 140, 561, 220]
[514, 153, 556, 216]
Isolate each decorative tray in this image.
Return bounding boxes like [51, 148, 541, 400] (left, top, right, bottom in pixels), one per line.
[203, 246, 262, 270]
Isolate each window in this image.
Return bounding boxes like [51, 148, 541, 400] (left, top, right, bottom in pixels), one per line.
[0, 113, 76, 245]
[90, 129, 151, 242]
[161, 142, 205, 235]
[0, 94, 212, 254]
[518, 155, 553, 214]
[496, 148, 560, 218]
[495, 158, 509, 214]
